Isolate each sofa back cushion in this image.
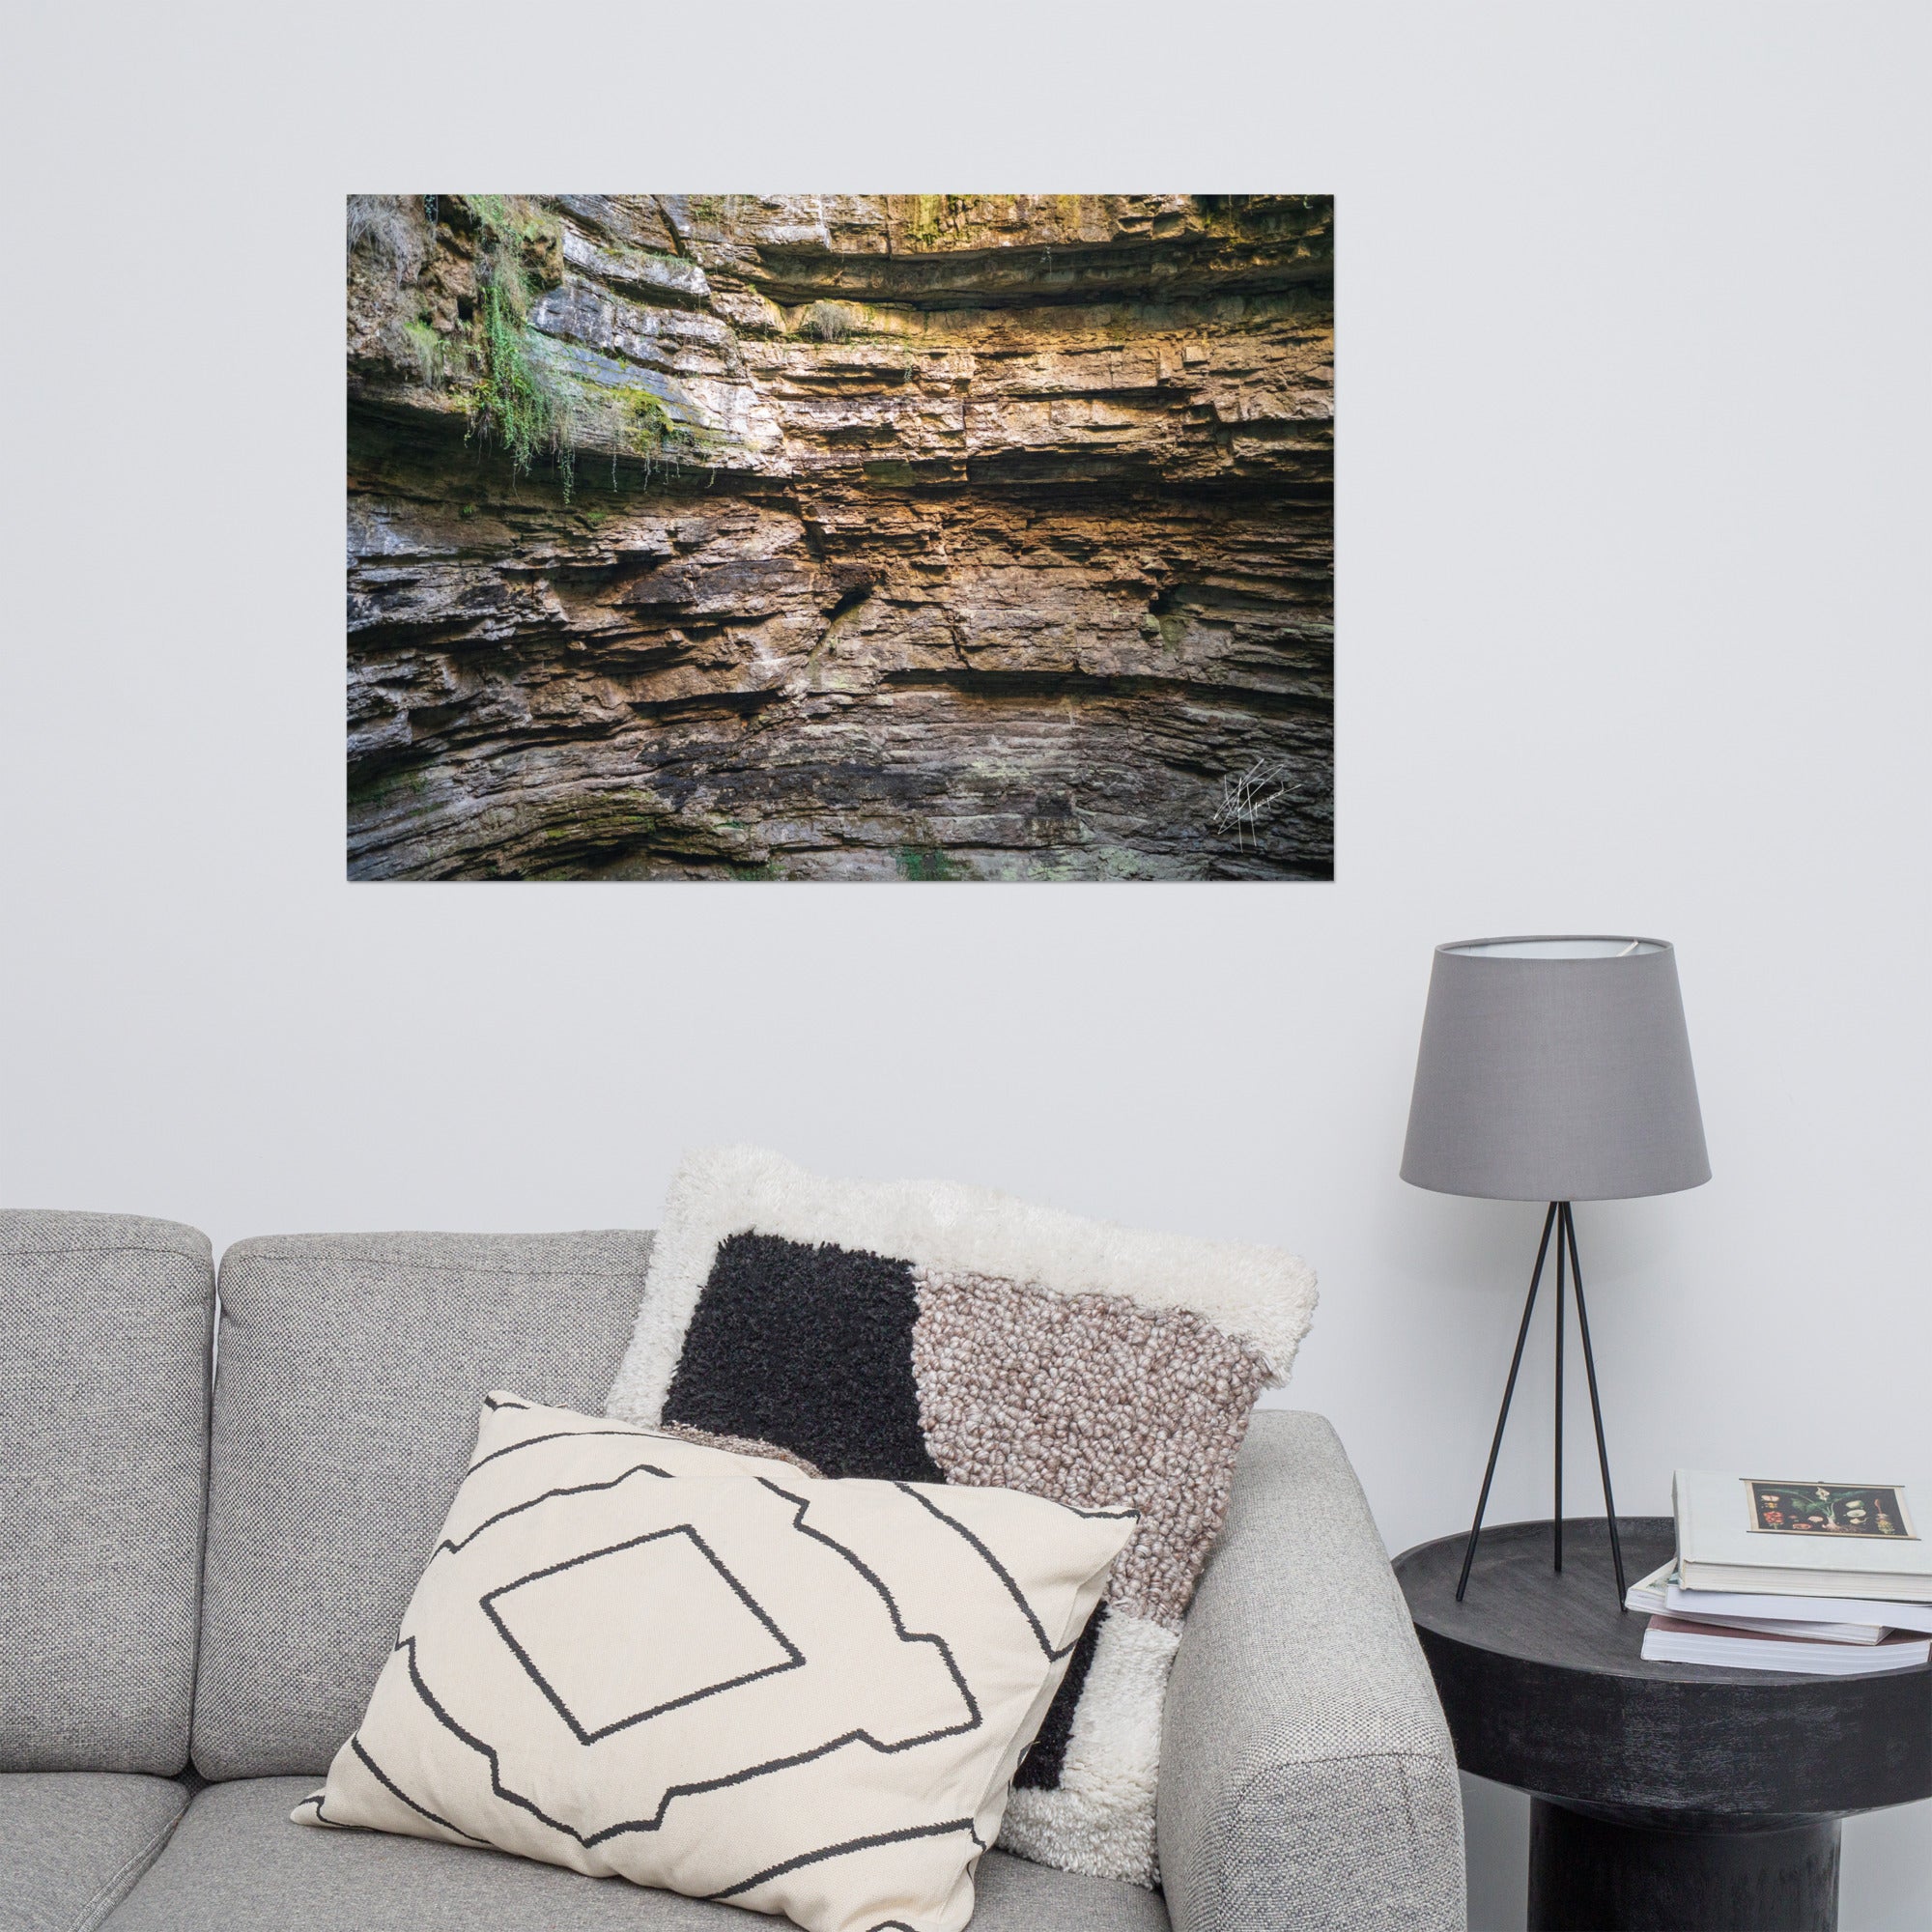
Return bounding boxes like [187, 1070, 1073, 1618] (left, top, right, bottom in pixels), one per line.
[0, 1210, 215, 1773]
[190, 1231, 654, 1778]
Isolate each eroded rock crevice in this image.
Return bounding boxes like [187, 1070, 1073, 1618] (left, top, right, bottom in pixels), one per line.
[347, 194, 1333, 880]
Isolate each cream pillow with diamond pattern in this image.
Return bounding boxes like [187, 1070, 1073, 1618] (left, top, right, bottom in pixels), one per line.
[295, 1395, 1134, 1932]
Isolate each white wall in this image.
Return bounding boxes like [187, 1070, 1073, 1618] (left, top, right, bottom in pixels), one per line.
[3, 5, 1926, 1924]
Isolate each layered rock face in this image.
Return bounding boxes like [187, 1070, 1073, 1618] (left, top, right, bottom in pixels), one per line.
[347, 195, 1333, 880]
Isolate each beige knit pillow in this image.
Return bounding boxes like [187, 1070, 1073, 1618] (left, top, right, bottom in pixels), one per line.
[295, 1395, 1133, 1932]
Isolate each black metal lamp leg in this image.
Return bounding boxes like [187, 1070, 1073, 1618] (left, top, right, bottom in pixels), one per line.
[1553, 1208, 1566, 1574]
[1455, 1203, 1559, 1603]
[1564, 1203, 1628, 1608]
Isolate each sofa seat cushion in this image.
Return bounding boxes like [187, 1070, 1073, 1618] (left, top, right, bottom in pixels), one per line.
[1, 1212, 214, 1773]
[192, 1232, 656, 1777]
[101, 1779, 1170, 1931]
[0, 1772, 187, 1932]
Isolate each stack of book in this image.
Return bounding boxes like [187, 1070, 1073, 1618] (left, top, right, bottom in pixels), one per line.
[1634, 1471, 1932, 1675]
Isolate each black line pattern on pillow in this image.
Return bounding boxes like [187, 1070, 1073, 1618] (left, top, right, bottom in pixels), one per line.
[434, 1462, 674, 1559]
[468, 1428, 652, 1477]
[753, 1478, 980, 1729]
[704, 1819, 986, 1904]
[893, 1484, 1137, 1662]
[395, 1630, 970, 1854]
[348, 1739, 488, 1843]
[372, 1484, 987, 1851]
[482, 1525, 808, 1744]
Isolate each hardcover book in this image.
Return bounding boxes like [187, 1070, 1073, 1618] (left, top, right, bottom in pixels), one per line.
[1622, 1560, 1889, 1642]
[1641, 1614, 1931, 1677]
[1623, 1558, 1932, 1636]
[1674, 1470, 1932, 1600]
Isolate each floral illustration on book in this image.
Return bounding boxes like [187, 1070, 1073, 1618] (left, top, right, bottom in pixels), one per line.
[1744, 1479, 1917, 1540]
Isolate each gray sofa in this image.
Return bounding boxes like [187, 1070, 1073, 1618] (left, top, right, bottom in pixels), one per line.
[0, 1210, 1464, 1932]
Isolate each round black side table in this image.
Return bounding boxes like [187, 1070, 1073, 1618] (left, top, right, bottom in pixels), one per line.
[1395, 1518, 1932, 1932]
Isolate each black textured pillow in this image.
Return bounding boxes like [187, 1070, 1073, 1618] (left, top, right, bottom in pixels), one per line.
[607, 1147, 1317, 1886]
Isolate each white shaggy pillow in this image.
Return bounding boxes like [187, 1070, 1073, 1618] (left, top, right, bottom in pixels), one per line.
[606, 1146, 1319, 1887]
[295, 1395, 1133, 1932]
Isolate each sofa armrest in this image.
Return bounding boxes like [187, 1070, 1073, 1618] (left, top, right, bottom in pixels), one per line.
[1157, 1410, 1465, 1932]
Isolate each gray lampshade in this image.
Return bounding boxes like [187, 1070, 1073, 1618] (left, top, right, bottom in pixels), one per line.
[1401, 936, 1710, 1203]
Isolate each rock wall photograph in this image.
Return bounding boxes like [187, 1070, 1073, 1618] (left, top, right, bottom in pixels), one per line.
[346, 194, 1333, 880]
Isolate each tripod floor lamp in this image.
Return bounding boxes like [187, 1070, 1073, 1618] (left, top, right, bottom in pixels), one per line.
[1401, 937, 1709, 1608]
